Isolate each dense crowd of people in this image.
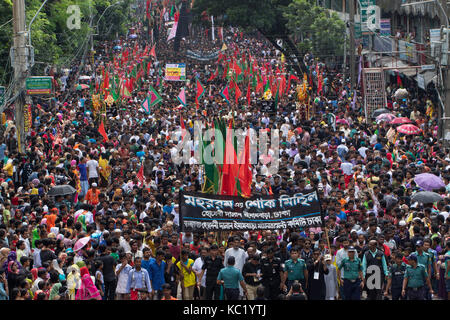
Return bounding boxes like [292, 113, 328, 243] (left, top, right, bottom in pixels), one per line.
[0, 4, 449, 302]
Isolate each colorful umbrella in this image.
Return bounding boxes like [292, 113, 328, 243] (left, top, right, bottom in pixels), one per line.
[336, 118, 349, 125]
[396, 124, 421, 135]
[76, 84, 89, 90]
[391, 117, 412, 125]
[414, 173, 445, 192]
[73, 236, 90, 252]
[376, 113, 396, 122]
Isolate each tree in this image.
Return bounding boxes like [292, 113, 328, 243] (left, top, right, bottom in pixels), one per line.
[192, 0, 307, 75]
[94, 0, 133, 41]
[0, 0, 13, 83]
[284, 0, 346, 60]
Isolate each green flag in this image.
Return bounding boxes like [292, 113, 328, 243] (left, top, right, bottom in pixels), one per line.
[274, 84, 279, 109]
[202, 123, 220, 194]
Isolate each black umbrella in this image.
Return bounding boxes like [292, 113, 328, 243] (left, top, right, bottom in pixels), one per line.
[371, 108, 391, 118]
[384, 195, 398, 210]
[411, 191, 443, 204]
[47, 185, 77, 197]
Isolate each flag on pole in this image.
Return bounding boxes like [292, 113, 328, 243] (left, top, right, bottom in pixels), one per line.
[98, 121, 108, 142]
[220, 120, 239, 196]
[238, 130, 252, 198]
[246, 81, 251, 106]
[168, 22, 178, 41]
[263, 81, 272, 100]
[208, 68, 218, 82]
[141, 96, 151, 114]
[220, 85, 230, 104]
[235, 84, 242, 104]
[137, 164, 145, 186]
[148, 86, 163, 107]
[177, 87, 186, 106]
[287, 73, 300, 91]
[150, 45, 157, 60]
[195, 79, 205, 109]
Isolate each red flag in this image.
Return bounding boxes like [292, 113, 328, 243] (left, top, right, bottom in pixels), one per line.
[103, 71, 109, 95]
[229, 77, 236, 90]
[208, 68, 217, 82]
[137, 164, 145, 185]
[221, 120, 239, 196]
[150, 45, 156, 60]
[195, 79, 205, 109]
[280, 75, 286, 96]
[287, 73, 300, 91]
[98, 121, 108, 142]
[222, 64, 228, 79]
[238, 131, 252, 197]
[235, 84, 242, 104]
[233, 61, 242, 76]
[256, 75, 263, 94]
[246, 81, 251, 106]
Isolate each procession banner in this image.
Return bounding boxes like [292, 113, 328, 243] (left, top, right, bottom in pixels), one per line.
[186, 49, 220, 61]
[180, 190, 323, 231]
[165, 63, 186, 81]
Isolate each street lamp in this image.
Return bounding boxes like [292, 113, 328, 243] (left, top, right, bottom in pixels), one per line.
[94, 0, 124, 34]
[28, 0, 49, 48]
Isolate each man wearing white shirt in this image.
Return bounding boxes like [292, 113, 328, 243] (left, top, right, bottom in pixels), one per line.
[86, 155, 99, 184]
[193, 248, 208, 299]
[358, 142, 369, 158]
[224, 237, 248, 297]
[340, 158, 354, 176]
[18, 227, 31, 257]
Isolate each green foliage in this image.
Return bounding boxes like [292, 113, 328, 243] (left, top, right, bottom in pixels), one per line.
[283, 0, 346, 58]
[192, 0, 280, 34]
[0, 0, 13, 84]
[0, 0, 132, 82]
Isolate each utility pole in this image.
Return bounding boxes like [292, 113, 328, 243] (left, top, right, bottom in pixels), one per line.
[440, 0, 450, 141]
[343, 23, 348, 85]
[12, 0, 29, 153]
[349, 0, 356, 91]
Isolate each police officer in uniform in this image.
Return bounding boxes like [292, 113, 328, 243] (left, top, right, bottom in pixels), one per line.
[361, 239, 389, 300]
[384, 252, 407, 300]
[413, 240, 432, 300]
[337, 246, 364, 300]
[260, 247, 283, 300]
[402, 254, 435, 300]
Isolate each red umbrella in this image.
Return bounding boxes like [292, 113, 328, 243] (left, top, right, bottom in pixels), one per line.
[391, 117, 412, 125]
[396, 124, 421, 135]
